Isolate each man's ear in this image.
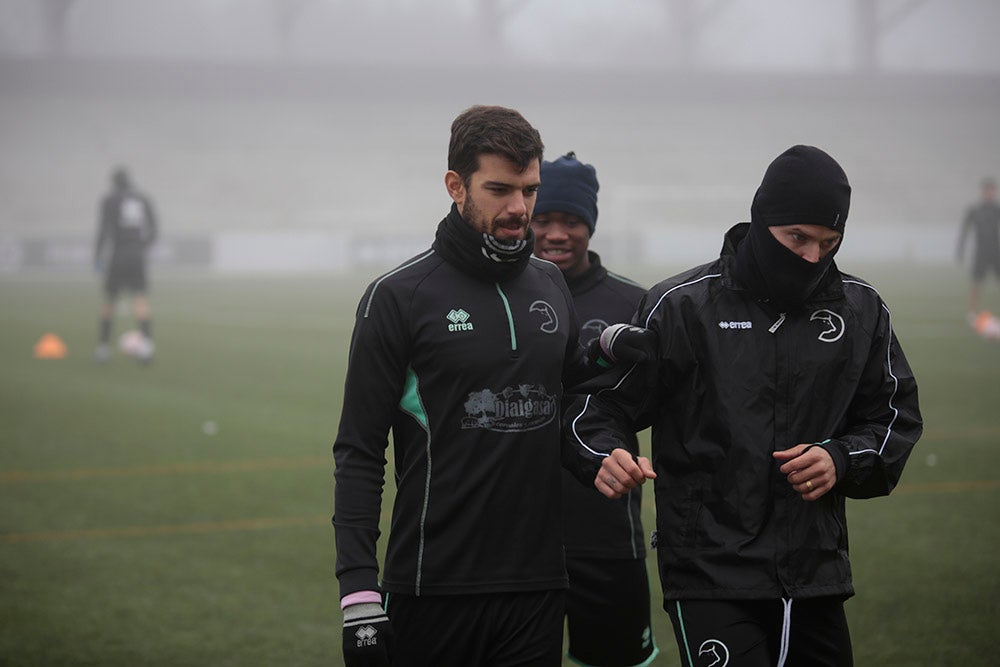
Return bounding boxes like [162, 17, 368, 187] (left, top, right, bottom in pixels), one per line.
[445, 170, 466, 207]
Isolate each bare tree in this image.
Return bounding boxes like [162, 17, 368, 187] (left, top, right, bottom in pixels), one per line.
[272, 0, 320, 57]
[475, 0, 531, 61]
[854, 0, 926, 73]
[665, 0, 733, 70]
[40, 0, 75, 57]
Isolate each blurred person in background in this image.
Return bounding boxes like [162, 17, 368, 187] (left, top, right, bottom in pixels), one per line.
[332, 106, 652, 667]
[564, 145, 922, 666]
[94, 166, 158, 364]
[956, 176, 1000, 316]
[530, 151, 658, 667]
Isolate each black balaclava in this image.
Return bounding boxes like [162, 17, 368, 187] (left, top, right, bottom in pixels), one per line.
[734, 145, 851, 311]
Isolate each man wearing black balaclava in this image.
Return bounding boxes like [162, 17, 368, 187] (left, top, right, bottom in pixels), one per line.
[735, 145, 851, 312]
[563, 145, 922, 666]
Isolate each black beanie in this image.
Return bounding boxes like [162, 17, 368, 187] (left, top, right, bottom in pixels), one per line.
[750, 145, 851, 232]
[735, 145, 851, 311]
[535, 151, 599, 235]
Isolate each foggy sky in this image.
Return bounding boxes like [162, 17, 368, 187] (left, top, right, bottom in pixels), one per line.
[1, 0, 998, 273]
[0, 0, 998, 73]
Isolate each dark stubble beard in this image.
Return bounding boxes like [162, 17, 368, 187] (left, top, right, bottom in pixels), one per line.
[461, 190, 528, 241]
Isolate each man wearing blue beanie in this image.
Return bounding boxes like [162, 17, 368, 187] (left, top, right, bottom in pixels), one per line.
[532, 151, 599, 276]
[532, 151, 659, 667]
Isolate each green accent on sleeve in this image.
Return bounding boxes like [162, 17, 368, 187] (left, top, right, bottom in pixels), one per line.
[399, 367, 429, 429]
[495, 283, 517, 351]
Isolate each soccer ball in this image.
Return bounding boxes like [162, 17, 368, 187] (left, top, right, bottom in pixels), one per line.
[971, 311, 1000, 341]
[118, 329, 154, 360]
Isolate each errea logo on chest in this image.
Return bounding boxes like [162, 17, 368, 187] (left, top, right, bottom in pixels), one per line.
[447, 308, 474, 332]
[718, 320, 753, 330]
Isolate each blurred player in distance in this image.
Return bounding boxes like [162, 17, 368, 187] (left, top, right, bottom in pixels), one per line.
[565, 145, 922, 666]
[94, 167, 158, 364]
[956, 176, 1000, 317]
[531, 151, 658, 667]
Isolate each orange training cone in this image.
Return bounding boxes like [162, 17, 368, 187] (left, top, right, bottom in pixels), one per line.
[34, 333, 68, 359]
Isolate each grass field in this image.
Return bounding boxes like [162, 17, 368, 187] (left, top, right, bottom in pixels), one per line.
[1, 264, 999, 666]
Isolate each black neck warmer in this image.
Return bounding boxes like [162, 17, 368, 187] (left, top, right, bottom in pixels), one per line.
[734, 220, 835, 311]
[433, 203, 535, 283]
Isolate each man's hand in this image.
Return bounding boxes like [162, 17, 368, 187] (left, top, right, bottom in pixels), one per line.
[599, 323, 657, 364]
[595, 448, 656, 499]
[342, 602, 393, 666]
[773, 444, 837, 501]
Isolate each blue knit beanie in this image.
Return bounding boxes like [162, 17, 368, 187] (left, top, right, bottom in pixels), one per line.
[535, 151, 599, 235]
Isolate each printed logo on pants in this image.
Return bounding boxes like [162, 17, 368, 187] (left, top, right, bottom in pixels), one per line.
[698, 639, 729, 666]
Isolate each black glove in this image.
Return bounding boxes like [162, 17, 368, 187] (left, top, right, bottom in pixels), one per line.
[342, 602, 393, 667]
[598, 323, 657, 364]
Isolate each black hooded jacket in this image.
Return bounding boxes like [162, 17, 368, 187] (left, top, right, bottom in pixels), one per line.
[563, 223, 922, 600]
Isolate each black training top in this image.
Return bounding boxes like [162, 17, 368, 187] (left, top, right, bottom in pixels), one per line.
[334, 207, 590, 598]
[95, 186, 157, 265]
[562, 251, 648, 559]
[958, 200, 1000, 262]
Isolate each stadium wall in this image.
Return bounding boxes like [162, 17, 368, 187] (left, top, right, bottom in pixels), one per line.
[0, 224, 958, 276]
